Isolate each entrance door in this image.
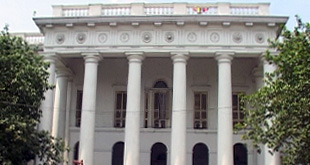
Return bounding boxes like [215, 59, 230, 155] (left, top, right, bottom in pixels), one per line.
[151, 143, 167, 165]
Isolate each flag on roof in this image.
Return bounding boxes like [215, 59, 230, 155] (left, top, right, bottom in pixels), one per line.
[193, 7, 209, 14]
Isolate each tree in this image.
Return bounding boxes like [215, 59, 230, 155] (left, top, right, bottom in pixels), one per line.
[240, 17, 310, 164]
[0, 28, 65, 164]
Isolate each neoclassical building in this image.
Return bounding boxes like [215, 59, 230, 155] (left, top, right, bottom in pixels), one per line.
[30, 2, 288, 165]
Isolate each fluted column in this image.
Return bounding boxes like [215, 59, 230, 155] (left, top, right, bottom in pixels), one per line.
[216, 52, 234, 165]
[170, 52, 189, 165]
[52, 67, 71, 139]
[79, 53, 102, 165]
[263, 59, 281, 165]
[39, 53, 57, 132]
[124, 52, 144, 165]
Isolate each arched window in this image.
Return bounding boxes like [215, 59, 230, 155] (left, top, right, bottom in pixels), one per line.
[153, 80, 168, 88]
[192, 143, 209, 165]
[151, 143, 167, 165]
[112, 142, 124, 165]
[74, 142, 79, 161]
[153, 81, 170, 128]
[234, 143, 248, 165]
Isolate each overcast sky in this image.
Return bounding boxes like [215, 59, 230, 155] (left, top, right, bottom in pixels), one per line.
[0, 0, 309, 32]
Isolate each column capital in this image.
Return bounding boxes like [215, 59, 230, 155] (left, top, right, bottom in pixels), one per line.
[171, 51, 189, 64]
[259, 50, 279, 61]
[41, 52, 59, 64]
[125, 52, 144, 63]
[252, 67, 263, 78]
[82, 52, 102, 64]
[215, 51, 234, 62]
[56, 67, 72, 78]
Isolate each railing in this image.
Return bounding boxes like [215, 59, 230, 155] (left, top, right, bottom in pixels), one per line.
[52, 3, 269, 17]
[63, 8, 88, 16]
[144, 4, 174, 15]
[12, 33, 44, 45]
[230, 6, 259, 15]
[144, 7, 174, 15]
[187, 6, 218, 15]
[102, 6, 131, 15]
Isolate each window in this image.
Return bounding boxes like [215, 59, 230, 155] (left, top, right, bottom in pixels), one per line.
[232, 93, 244, 126]
[234, 143, 248, 165]
[151, 143, 167, 165]
[114, 91, 127, 128]
[153, 91, 169, 128]
[112, 142, 124, 165]
[153, 81, 169, 129]
[193, 143, 209, 165]
[193, 92, 208, 129]
[144, 81, 171, 128]
[144, 92, 149, 128]
[76, 90, 83, 127]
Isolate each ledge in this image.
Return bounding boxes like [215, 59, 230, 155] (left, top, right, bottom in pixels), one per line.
[34, 15, 288, 27]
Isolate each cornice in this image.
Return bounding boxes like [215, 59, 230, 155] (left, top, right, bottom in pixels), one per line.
[34, 15, 288, 28]
[43, 47, 269, 58]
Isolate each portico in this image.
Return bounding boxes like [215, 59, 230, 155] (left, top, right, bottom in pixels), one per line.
[33, 2, 288, 165]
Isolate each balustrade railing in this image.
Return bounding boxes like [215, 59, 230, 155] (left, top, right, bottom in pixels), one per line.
[230, 7, 259, 15]
[63, 8, 89, 17]
[52, 3, 269, 17]
[102, 6, 131, 15]
[12, 33, 44, 45]
[187, 6, 218, 15]
[144, 4, 174, 15]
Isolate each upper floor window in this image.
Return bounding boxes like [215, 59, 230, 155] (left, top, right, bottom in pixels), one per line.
[114, 91, 127, 128]
[154, 81, 168, 88]
[232, 92, 244, 126]
[193, 92, 208, 129]
[145, 80, 171, 129]
[76, 90, 83, 127]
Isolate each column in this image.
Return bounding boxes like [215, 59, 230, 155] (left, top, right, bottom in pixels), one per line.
[263, 59, 281, 165]
[39, 53, 57, 132]
[124, 52, 144, 165]
[64, 78, 72, 164]
[52, 67, 70, 139]
[79, 53, 102, 165]
[170, 52, 189, 165]
[216, 52, 234, 165]
[252, 66, 264, 165]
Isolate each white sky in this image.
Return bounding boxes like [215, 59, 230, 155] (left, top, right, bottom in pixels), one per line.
[0, 0, 309, 32]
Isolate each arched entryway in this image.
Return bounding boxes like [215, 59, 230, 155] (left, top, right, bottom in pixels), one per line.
[233, 143, 248, 165]
[192, 143, 209, 165]
[112, 142, 124, 165]
[73, 142, 79, 161]
[151, 142, 167, 165]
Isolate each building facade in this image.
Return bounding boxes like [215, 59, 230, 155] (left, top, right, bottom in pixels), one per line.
[31, 2, 288, 165]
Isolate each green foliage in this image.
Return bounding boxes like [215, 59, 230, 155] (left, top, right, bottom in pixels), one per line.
[240, 17, 310, 164]
[0, 28, 65, 164]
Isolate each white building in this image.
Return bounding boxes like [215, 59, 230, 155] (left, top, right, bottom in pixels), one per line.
[31, 2, 288, 165]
